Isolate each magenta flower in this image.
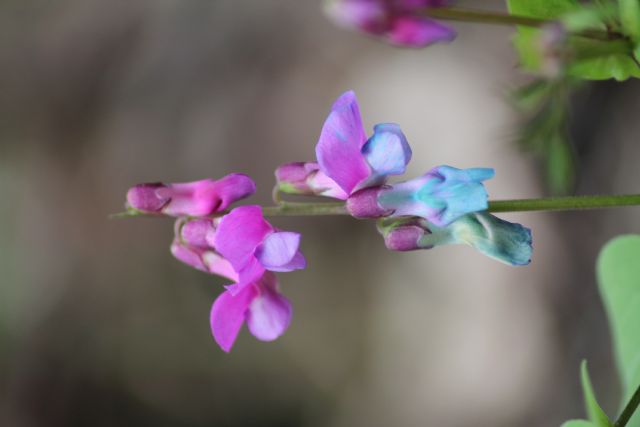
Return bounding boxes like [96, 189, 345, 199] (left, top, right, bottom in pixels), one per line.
[214, 205, 306, 295]
[126, 173, 255, 217]
[170, 215, 296, 352]
[210, 271, 292, 352]
[276, 91, 412, 200]
[325, 0, 456, 48]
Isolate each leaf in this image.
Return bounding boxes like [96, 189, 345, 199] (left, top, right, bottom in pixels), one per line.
[507, 0, 580, 18]
[597, 235, 640, 427]
[581, 361, 614, 426]
[619, 0, 640, 41]
[561, 421, 596, 427]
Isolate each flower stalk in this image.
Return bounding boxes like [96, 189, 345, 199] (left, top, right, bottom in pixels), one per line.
[422, 7, 622, 41]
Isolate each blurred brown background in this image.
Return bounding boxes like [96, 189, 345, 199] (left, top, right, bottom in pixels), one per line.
[1, 1, 640, 426]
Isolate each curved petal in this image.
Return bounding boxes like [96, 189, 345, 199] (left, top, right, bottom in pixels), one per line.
[214, 205, 273, 271]
[180, 219, 215, 248]
[210, 285, 258, 352]
[276, 162, 349, 200]
[211, 173, 257, 211]
[202, 251, 239, 281]
[387, 16, 456, 48]
[255, 232, 303, 271]
[360, 123, 412, 187]
[171, 239, 207, 272]
[316, 91, 371, 195]
[246, 274, 292, 341]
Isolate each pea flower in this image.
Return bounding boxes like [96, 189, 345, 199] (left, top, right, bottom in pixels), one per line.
[324, 0, 457, 47]
[126, 173, 255, 217]
[171, 216, 295, 352]
[350, 165, 495, 227]
[214, 205, 306, 295]
[275, 91, 412, 200]
[377, 212, 533, 265]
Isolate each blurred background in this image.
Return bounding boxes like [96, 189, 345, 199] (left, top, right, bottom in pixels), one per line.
[1, 0, 640, 426]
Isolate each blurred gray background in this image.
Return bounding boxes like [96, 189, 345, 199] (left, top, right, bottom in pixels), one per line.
[1, 1, 639, 426]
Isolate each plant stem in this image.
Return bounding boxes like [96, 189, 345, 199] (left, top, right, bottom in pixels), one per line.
[423, 7, 620, 41]
[262, 202, 348, 217]
[113, 194, 640, 219]
[487, 194, 640, 213]
[615, 382, 640, 427]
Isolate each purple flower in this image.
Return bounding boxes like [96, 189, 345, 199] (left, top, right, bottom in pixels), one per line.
[126, 173, 255, 217]
[170, 216, 297, 352]
[276, 91, 412, 200]
[214, 205, 306, 295]
[210, 271, 292, 352]
[325, 0, 456, 48]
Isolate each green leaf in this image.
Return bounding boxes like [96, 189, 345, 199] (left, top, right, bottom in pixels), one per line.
[619, 0, 640, 41]
[561, 421, 597, 427]
[581, 361, 614, 426]
[597, 235, 640, 427]
[569, 53, 640, 81]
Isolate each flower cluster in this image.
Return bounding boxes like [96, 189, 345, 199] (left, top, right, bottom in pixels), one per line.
[276, 91, 532, 266]
[125, 90, 532, 352]
[127, 177, 305, 352]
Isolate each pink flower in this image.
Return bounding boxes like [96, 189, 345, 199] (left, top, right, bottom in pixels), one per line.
[126, 173, 255, 217]
[170, 215, 297, 352]
[214, 205, 306, 295]
[210, 272, 292, 352]
[325, 0, 456, 48]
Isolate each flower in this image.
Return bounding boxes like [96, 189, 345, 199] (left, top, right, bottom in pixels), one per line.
[126, 173, 255, 217]
[375, 165, 495, 226]
[214, 205, 306, 295]
[324, 0, 456, 47]
[377, 212, 533, 265]
[275, 91, 412, 200]
[210, 272, 292, 352]
[170, 215, 296, 352]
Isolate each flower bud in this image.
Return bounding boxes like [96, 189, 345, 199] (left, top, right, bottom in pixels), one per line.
[346, 186, 392, 219]
[275, 162, 348, 199]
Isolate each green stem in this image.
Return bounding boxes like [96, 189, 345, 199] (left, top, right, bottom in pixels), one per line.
[615, 382, 640, 427]
[487, 194, 640, 213]
[423, 7, 621, 41]
[262, 202, 348, 217]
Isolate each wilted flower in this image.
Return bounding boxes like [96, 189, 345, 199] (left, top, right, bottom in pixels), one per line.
[324, 0, 456, 47]
[377, 212, 533, 265]
[126, 173, 255, 217]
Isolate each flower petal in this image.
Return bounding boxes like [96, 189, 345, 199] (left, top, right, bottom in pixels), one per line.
[255, 232, 304, 271]
[202, 251, 239, 281]
[171, 239, 208, 272]
[211, 173, 257, 211]
[316, 91, 371, 195]
[246, 273, 292, 342]
[275, 162, 349, 200]
[387, 16, 456, 48]
[210, 285, 258, 352]
[214, 205, 273, 271]
[360, 123, 412, 186]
